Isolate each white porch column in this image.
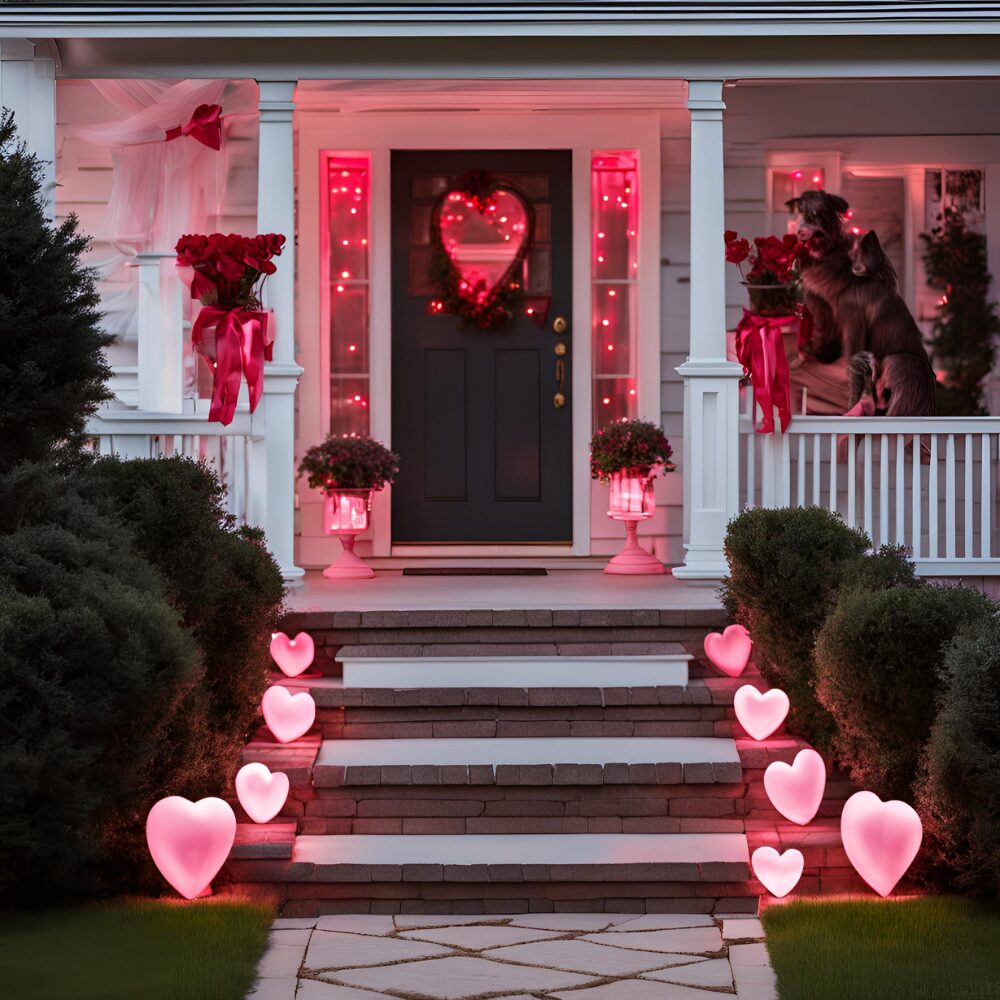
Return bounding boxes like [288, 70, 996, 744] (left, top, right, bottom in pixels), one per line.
[673, 80, 743, 582]
[135, 251, 184, 413]
[255, 79, 304, 583]
[0, 38, 56, 221]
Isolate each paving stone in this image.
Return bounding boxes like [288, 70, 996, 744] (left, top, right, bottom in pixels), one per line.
[304, 930, 451, 970]
[246, 979, 297, 999]
[331, 955, 594, 998]
[485, 938, 686, 976]
[723, 917, 765, 940]
[550, 980, 719, 1000]
[399, 923, 565, 949]
[611, 914, 715, 930]
[643, 957, 734, 989]
[392, 915, 510, 929]
[582, 926, 723, 954]
[255, 943, 305, 978]
[271, 917, 318, 929]
[314, 915, 397, 934]
[728, 942, 771, 966]
[731, 961, 780, 1000]
[296, 982, 396, 999]
[505, 913, 633, 932]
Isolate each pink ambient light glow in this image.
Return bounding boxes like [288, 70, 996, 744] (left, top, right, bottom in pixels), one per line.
[841, 790, 923, 897]
[751, 846, 805, 898]
[269, 631, 316, 678]
[702, 624, 753, 677]
[235, 763, 290, 824]
[261, 685, 316, 744]
[763, 748, 827, 826]
[733, 684, 790, 741]
[146, 796, 236, 900]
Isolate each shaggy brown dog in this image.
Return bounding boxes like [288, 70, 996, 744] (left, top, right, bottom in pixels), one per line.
[788, 189, 852, 362]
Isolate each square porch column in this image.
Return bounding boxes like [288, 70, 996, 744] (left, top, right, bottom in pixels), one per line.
[254, 80, 304, 584]
[673, 80, 743, 582]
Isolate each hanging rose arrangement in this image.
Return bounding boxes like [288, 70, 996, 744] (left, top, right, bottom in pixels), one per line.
[175, 232, 285, 425]
[723, 230, 808, 316]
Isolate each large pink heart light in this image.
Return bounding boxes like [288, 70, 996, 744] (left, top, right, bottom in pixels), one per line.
[751, 846, 804, 898]
[261, 685, 316, 744]
[734, 685, 789, 741]
[269, 631, 315, 678]
[841, 790, 923, 897]
[703, 624, 752, 677]
[763, 748, 826, 825]
[235, 762, 290, 824]
[146, 796, 236, 900]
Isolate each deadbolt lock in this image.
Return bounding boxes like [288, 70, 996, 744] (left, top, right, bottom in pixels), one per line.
[554, 342, 568, 357]
[552, 316, 568, 334]
[553, 392, 567, 409]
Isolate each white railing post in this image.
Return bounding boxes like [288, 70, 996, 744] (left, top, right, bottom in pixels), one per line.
[135, 251, 184, 413]
[254, 79, 304, 584]
[674, 80, 744, 582]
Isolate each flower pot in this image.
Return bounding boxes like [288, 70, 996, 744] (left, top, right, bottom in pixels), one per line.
[604, 471, 665, 576]
[741, 281, 799, 318]
[322, 489, 375, 580]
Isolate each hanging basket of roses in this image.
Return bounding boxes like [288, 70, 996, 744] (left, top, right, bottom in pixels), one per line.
[299, 434, 401, 493]
[724, 230, 807, 317]
[590, 419, 675, 484]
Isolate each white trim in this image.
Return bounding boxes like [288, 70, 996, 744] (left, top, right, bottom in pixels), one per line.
[297, 108, 662, 566]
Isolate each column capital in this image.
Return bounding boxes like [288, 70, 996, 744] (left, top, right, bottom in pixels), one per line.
[686, 79, 727, 113]
[256, 79, 297, 114]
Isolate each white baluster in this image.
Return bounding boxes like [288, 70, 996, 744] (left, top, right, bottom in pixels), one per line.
[982, 434, 992, 558]
[895, 434, 905, 547]
[945, 434, 956, 559]
[136, 251, 184, 413]
[929, 436, 939, 559]
[879, 433, 889, 547]
[912, 433, 922, 559]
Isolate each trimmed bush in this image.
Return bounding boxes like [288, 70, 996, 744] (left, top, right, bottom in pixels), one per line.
[720, 507, 871, 747]
[81, 456, 285, 782]
[0, 465, 200, 899]
[917, 613, 1000, 894]
[814, 583, 996, 801]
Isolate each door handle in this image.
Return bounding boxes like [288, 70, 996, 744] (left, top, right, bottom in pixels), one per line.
[554, 343, 567, 408]
[552, 316, 568, 334]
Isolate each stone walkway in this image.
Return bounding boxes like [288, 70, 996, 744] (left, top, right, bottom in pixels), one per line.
[247, 913, 777, 1000]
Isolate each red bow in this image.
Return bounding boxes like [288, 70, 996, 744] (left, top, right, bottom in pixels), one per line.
[192, 306, 272, 425]
[165, 103, 223, 151]
[735, 309, 793, 434]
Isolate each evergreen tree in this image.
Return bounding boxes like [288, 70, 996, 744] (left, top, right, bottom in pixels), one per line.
[921, 211, 1000, 415]
[0, 109, 111, 467]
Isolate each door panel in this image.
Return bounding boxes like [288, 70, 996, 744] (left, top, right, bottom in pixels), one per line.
[391, 150, 573, 544]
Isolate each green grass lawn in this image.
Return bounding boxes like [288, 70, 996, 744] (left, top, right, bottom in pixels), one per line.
[762, 896, 1000, 1000]
[0, 897, 274, 1000]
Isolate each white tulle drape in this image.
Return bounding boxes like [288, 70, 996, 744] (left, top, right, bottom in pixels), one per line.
[72, 78, 258, 341]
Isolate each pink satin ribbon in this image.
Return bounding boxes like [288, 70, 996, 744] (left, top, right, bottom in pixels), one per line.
[735, 309, 794, 434]
[192, 306, 272, 425]
[165, 103, 223, 151]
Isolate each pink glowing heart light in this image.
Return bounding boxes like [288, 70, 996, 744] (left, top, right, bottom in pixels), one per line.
[751, 846, 804, 898]
[703, 624, 752, 677]
[146, 796, 236, 900]
[261, 684, 316, 744]
[269, 631, 315, 678]
[841, 790, 923, 897]
[235, 762, 290, 824]
[734, 685, 789, 741]
[764, 748, 826, 826]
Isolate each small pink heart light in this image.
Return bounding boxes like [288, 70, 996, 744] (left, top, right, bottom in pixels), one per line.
[764, 748, 826, 825]
[146, 796, 236, 900]
[734, 685, 789, 741]
[703, 624, 752, 677]
[261, 685, 316, 744]
[235, 762, 290, 824]
[841, 790, 923, 897]
[269, 631, 315, 678]
[751, 846, 804, 898]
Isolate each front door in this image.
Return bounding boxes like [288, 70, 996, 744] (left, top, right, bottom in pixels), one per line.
[391, 150, 573, 544]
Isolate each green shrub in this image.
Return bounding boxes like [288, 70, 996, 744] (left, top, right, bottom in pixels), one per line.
[81, 456, 285, 782]
[916, 613, 1000, 894]
[815, 584, 995, 801]
[0, 465, 200, 899]
[720, 507, 871, 747]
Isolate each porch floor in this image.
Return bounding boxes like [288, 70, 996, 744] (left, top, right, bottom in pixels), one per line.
[286, 569, 723, 614]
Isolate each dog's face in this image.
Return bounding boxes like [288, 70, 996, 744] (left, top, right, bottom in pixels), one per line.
[849, 229, 898, 286]
[787, 189, 850, 257]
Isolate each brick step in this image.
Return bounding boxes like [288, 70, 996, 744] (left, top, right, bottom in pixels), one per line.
[221, 832, 755, 917]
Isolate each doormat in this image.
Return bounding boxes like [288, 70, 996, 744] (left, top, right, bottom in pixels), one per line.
[402, 567, 548, 576]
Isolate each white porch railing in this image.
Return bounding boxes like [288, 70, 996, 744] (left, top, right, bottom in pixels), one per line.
[741, 403, 1000, 575]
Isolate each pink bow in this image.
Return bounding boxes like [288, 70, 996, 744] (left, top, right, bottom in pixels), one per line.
[165, 104, 223, 151]
[735, 309, 794, 434]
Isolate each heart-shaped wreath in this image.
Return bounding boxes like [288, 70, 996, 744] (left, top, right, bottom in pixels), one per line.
[427, 170, 535, 331]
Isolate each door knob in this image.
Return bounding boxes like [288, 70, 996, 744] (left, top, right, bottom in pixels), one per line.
[554, 342, 567, 357]
[552, 316, 568, 334]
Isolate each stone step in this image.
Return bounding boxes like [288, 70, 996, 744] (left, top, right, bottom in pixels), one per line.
[222, 832, 754, 917]
[337, 644, 690, 689]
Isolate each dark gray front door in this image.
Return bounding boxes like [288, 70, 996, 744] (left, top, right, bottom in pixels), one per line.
[391, 150, 573, 544]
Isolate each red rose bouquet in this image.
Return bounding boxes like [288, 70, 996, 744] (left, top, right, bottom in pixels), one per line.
[723, 229, 808, 316]
[175, 232, 285, 425]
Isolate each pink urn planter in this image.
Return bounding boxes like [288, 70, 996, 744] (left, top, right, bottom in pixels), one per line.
[322, 488, 375, 579]
[604, 470, 665, 575]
